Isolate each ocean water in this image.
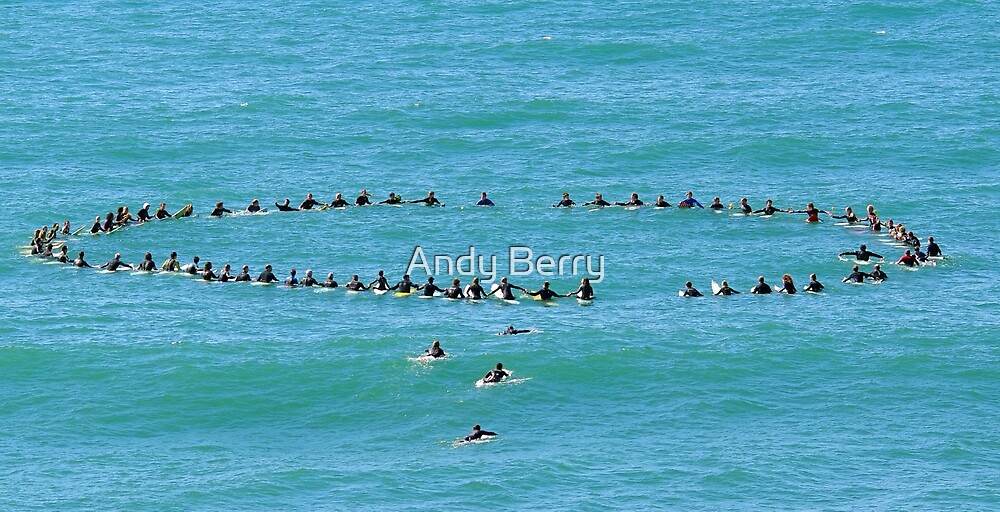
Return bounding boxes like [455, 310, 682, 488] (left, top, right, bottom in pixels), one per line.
[3, 1, 999, 509]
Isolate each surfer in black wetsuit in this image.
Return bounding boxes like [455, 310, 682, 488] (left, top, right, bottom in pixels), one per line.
[444, 278, 465, 299]
[218, 264, 234, 282]
[322, 272, 338, 288]
[101, 253, 133, 272]
[235, 265, 251, 282]
[161, 251, 181, 272]
[300, 269, 319, 287]
[424, 340, 446, 358]
[418, 276, 445, 297]
[463, 424, 496, 442]
[344, 274, 367, 291]
[499, 325, 532, 335]
[155, 202, 171, 220]
[389, 274, 416, 293]
[476, 192, 495, 206]
[378, 193, 402, 205]
[737, 197, 753, 215]
[583, 193, 611, 207]
[830, 206, 862, 223]
[870, 264, 888, 281]
[408, 190, 442, 206]
[73, 251, 91, 268]
[274, 199, 298, 212]
[201, 261, 219, 281]
[56, 245, 70, 263]
[299, 193, 324, 210]
[776, 274, 796, 294]
[838, 244, 883, 262]
[136, 252, 157, 272]
[184, 256, 201, 275]
[926, 237, 942, 257]
[708, 197, 725, 210]
[355, 189, 372, 206]
[368, 270, 390, 291]
[482, 363, 510, 384]
[566, 277, 594, 300]
[553, 193, 575, 208]
[88, 215, 102, 234]
[752, 199, 784, 216]
[526, 281, 561, 300]
[654, 195, 671, 207]
[842, 265, 873, 283]
[682, 281, 703, 297]
[803, 273, 824, 292]
[285, 268, 299, 286]
[486, 277, 524, 300]
[136, 203, 153, 223]
[61, 220, 71, 235]
[101, 212, 115, 232]
[210, 201, 232, 217]
[615, 193, 644, 207]
[751, 276, 773, 294]
[465, 277, 487, 299]
[257, 264, 279, 283]
[328, 193, 349, 208]
[714, 280, 740, 295]
[246, 199, 262, 213]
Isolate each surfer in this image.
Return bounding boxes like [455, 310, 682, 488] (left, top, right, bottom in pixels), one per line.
[389, 274, 417, 293]
[476, 192, 495, 206]
[714, 280, 740, 295]
[830, 206, 862, 223]
[257, 264, 279, 283]
[328, 193, 349, 208]
[355, 189, 372, 206]
[526, 281, 561, 300]
[368, 270, 391, 291]
[218, 264, 234, 282]
[418, 276, 445, 297]
[299, 193, 324, 210]
[463, 424, 497, 442]
[201, 261, 219, 281]
[61, 220, 71, 235]
[896, 250, 919, 267]
[583, 193, 611, 207]
[285, 268, 299, 286]
[136, 252, 157, 272]
[803, 274, 824, 292]
[553, 193, 576, 207]
[155, 202, 171, 220]
[136, 203, 154, 223]
[926, 237, 942, 257]
[274, 199, 298, 212]
[465, 277, 487, 299]
[615, 193, 644, 207]
[499, 325, 532, 335]
[566, 277, 594, 300]
[235, 265, 252, 282]
[487, 277, 525, 300]
[210, 201, 232, 217]
[775, 274, 796, 294]
[842, 265, 873, 283]
[708, 197, 725, 210]
[654, 195, 671, 207]
[246, 199, 262, 213]
[408, 190, 442, 206]
[866, 205, 882, 232]
[322, 272, 338, 288]
[681, 281, 703, 297]
[161, 251, 181, 272]
[678, 191, 704, 209]
[423, 340, 446, 358]
[100, 253, 133, 272]
[73, 251, 92, 268]
[737, 197, 753, 215]
[444, 278, 465, 299]
[101, 212, 115, 232]
[88, 215, 102, 234]
[870, 264, 888, 281]
[482, 363, 510, 384]
[752, 199, 784, 216]
[790, 202, 828, 222]
[838, 244, 883, 262]
[55, 246, 70, 263]
[300, 269, 319, 287]
[184, 256, 201, 275]
[378, 193, 402, 205]
[345, 274, 367, 291]
[750, 276, 773, 294]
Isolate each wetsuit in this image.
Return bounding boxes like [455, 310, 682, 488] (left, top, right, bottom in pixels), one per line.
[464, 428, 496, 442]
[345, 280, 367, 291]
[137, 259, 156, 271]
[368, 276, 390, 290]
[379, 196, 402, 205]
[301, 276, 319, 286]
[257, 270, 279, 283]
[411, 196, 441, 206]
[328, 198, 349, 208]
[870, 269, 888, 281]
[616, 199, 645, 207]
[476, 198, 495, 206]
[466, 283, 487, 299]
[155, 207, 170, 219]
[185, 262, 200, 275]
[74, 257, 91, 268]
[926, 242, 942, 257]
[202, 269, 219, 281]
[274, 202, 298, 212]
[299, 198, 323, 210]
[246, 203, 261, 213]
[355, 195, 372, 206]
[501, 327, 532, 335]
[137, 208, 153, 222]
[101, 258, 131, 272]
[322, 277, 338, 287]
[715, 286, 740, 296]
[778, 282, 797, 294]
[682, 287, 703, 297]
[492, 282, 520, 300]
[739, 203, 753, 214]
[235, 271, 251, 282]
[753, 205, 782, 215]
[529, 288, 560, 300]
[751, 283, 773, 294]
[161, 257, 180, 272]
[420, 282, 444, 297]
[102, 218, 116, 231]
[571, 283, 594, 300]
[483, 369, 509, 383]
[843, 271, 872, 283]
[839, 249, 883, 261]
[709, 202, 725, 210]
[90, 220, 102, 234]
[831, 212, 861, 223]
[210, 206, 232, 217]
[56, 251, 70, 264]
[285, 275, 299, 286]
[219, 270, 233, 282]
[391, 279, 416, 293]
[804, 280, 824, 292]
[655, 200, 672, 207]
[553, 199, 576, 207]
[584, 199, 611, 207]
[425, 346, 445, 358]
[444, 286, 464, 299]
[679, 197, 704, 208]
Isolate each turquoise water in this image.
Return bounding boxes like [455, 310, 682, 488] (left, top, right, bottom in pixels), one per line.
[3, 1, 1000, 509]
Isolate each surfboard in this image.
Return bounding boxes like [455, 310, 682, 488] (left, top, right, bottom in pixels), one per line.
[393, 291, 412, 298]
[677, 290, 685, 297]
[711, 280, 722, 295]
[71, 226, 86, 236]
[373, 287, 389, 295]
[452, 435, 496, 447]
[171, 204, 193, 219]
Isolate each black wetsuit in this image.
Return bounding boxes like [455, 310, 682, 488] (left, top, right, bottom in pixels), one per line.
[501, 327, 532, 335]
[464, 428, 496, 442]
[345, 280, 366, 291]
[778, 282, 797, 294]
[483, 369, 509, 383]
[355, 195, 371, 206]
[274, 202, 298, 212]
[425, 346, 445, 358]
[246, 203, 261, 213]
[554, 199, 576, 207]
[466, 284, 486, 299]
[843, 271, 872, 283]
[584, 199, 611, 207]
[391, 279, 416, 292]
[493, 282, 520, 300]
[322, 278, 339, 288]
[137, 260, 156, 271]
[715, 286, 740, 296]
[420, 282, 444, 297]
[210, 206, 232, 217]
[655, 200, 672, 208]
[709, 202, 725, 210]
[257, 270, 278, 283]
[804, 280, 824, 292]
[379, 197, 402, 205]
[870, 269, 888, 281]
[202, 269, 218, 281]
[739, 203, 753, 214]
[137, 208, 153, 222]
[926, 242, 942, 257]
[369, 276, 390, 290]
[155, 208, 170, 219]
[753, 205, 782, 215]
[185, 262, 200, 275]
[329, 199, 349, 208]
[444, 286, 464, 299]
[102, 218, 115, 232]
[530, 288, 560, 300]
[56, 252, 70, 264]
[235, 271, 251, 282]
[299, 198, 323, 210]
[411, 196, 441, 206]
[840, 249, 883, 261]
[102, 258, 130, 272]
[90, 221, 102, 234]
[74, 258, 91, 268]
[751, 283, 773, 294]
[219, 271, 232, 282]
[301, 276, 319, 287]
[831, 213, 861, 223]
[683, 287, 703, 297]
[572, 283, 594, 300]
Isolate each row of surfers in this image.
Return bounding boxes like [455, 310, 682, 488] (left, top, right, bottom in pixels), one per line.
[43, 246, 596, 301]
